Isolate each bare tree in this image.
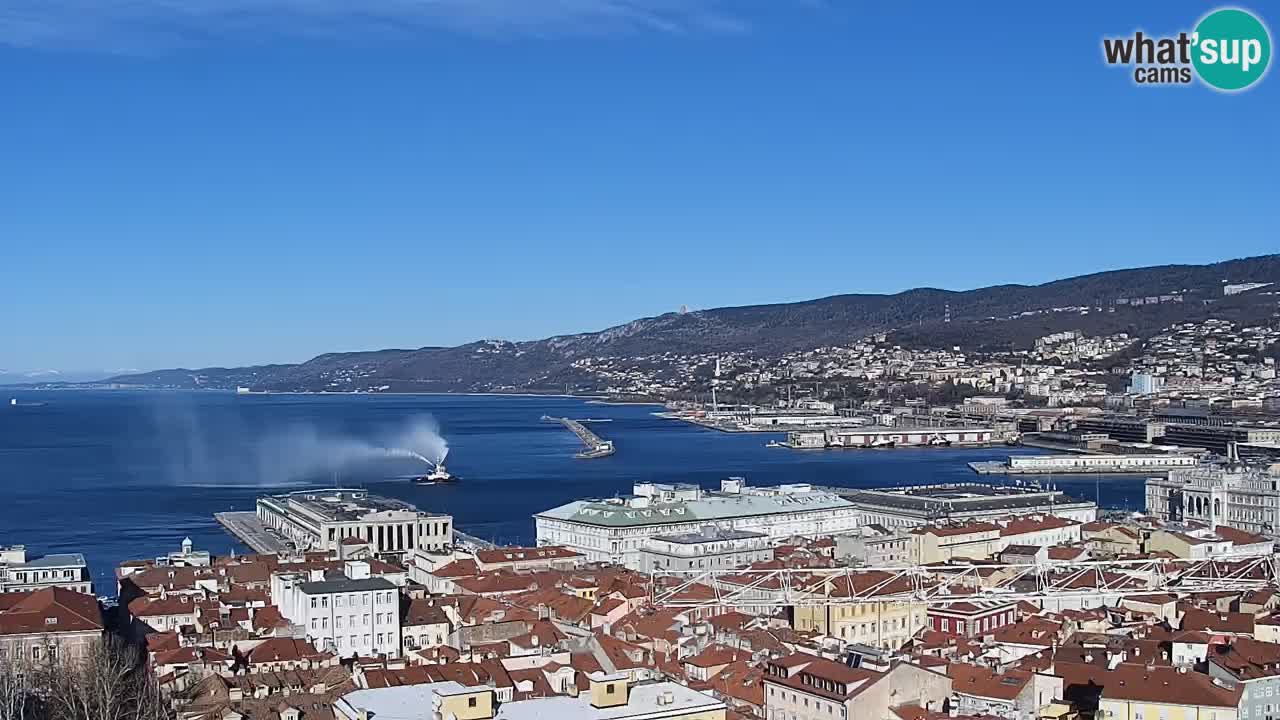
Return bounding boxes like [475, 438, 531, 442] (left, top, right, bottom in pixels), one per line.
[0, 636, 169, 720]
[0, 655, 40, 720]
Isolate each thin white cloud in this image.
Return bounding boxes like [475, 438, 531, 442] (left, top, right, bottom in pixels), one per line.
[0, 0, 752, 50]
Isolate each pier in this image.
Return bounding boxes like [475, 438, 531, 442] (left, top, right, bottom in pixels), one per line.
[548, 416, 616, 458]
[215, 511, 288, 554]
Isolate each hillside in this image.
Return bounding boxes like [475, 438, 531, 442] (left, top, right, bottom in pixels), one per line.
[105, 255, 1280, 392]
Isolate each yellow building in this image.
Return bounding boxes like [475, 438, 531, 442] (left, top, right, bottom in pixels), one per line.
[910, 522, 1002, 564]
[334, 674, 726, 720]
[791, 571, 926, 650]
[1082, 521, 1142, 556]
[1058, 661, 1241, 720]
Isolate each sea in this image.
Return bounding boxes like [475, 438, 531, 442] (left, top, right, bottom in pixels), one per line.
[0, 390, 1150, 593]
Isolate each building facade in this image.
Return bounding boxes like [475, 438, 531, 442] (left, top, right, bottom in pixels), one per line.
[535, 479, 859, 568]
[840, 484, 1097, 529]
[257, 489, 453, 561]
[271, 561, 402, 659]
[0, 546, 93, 595]
[1146, 466, 1280, 534]
[637, 528, 772, 573]
[0, 587, 104, 665]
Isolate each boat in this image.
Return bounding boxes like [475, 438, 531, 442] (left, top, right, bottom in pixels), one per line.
[8, 398, 46, 407]
[927, 435, 952, 447]
[413, 461, 459, 485]
[866, 438, 896, 449]
[765, 440, 787, 448]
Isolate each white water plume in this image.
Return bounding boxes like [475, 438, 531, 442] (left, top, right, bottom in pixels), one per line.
[149, 400, 450, 486]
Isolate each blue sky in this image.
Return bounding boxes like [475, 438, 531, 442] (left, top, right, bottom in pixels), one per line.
[1, 0, 1277, 373]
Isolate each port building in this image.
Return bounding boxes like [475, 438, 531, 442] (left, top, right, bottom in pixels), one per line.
[534, 478, 859, 568]
[256, 489, 453, 561]
[998, 453, 1197, 473]
[787, 426, 994, 449]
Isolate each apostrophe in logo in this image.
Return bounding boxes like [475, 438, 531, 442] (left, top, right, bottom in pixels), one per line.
[1191, 8, 1271, 91]
[1102, 7, 1271, 92]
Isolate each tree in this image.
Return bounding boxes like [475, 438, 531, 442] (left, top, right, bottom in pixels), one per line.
[0, 635, 169, 720]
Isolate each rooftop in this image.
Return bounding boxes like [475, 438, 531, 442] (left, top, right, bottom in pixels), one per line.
[266, 489, 447, 522]
[838, 484, 1092, 514]
[536, 485, 853, 528]
[298, 577, 397, 595]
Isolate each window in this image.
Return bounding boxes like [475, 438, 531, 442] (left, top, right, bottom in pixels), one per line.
[468, 698, 477, 708]
[607, 685, 616, 695]
[310, 598, 317, 609]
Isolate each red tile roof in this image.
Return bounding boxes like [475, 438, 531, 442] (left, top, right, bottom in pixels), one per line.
[0, 587, 103, 635]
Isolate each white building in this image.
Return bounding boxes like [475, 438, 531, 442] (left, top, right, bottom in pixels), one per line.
[1146, 465, 1280, 534]
[257, 489, 453, 561]
[0, 546, 93, 595]
[636, 527, 772, 573]
[535, 479, 859, 568]
[1005, 454, 1196, 472]
[842, 484, 1097, 529]
[271, 560, 402, 659]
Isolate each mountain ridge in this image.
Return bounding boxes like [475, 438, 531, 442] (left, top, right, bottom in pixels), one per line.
[102, 254, 1280, 393]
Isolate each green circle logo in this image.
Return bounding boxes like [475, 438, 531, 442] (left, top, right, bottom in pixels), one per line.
[1192, 8, 1272, 91]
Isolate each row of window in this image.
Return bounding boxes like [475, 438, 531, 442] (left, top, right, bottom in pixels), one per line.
[309, 591, 395, 610]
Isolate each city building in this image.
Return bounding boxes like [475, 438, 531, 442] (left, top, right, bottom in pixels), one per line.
[0, 587, 104, 664]
[762, 654, 951, 720]
[472, 546, 584, 573]
[1208, 637, 1280, 720]
[835, 525, 913, 567]
[1002, 453, 1197, 472]
[257, 489, 453, 560]
[0, 545, 93, 595]
[1128, 372, 1166, 395]
[636, 527, 772, 573]
[534, 479, 859, 568]
[787, 426, 995, 449]
[840, 484, 1097, 529]
[1162, 425, 1280, 455]
[947, 663, 1063, 720]
[1072, 416, 1165, 443]
[271, 560, 402, 659]
[926, 600, 1017, 638]
[1146, 466, 1280, 534]
[334, 675, 726, 720]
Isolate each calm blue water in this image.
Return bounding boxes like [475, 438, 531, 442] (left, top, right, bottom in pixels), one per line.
[0, 391, 1148, 591]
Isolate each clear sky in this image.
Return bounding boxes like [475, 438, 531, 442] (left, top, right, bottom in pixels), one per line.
[1, 0, 1277, 373]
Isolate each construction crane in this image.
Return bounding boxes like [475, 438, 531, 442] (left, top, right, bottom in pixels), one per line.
[650, 553, 1280, 610]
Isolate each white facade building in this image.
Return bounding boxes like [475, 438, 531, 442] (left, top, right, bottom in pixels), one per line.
[1146, 466, 1280, 534]
[535, 479, 859, 568]
[1006, 454, 1196, 472]
[0, 546, 93, 595]
[272, 561, 402, 659]
[636, 527, 772, 573]
[257, 489, 453, 561]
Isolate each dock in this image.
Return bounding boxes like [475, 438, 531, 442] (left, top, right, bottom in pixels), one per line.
[215, 511, 289, 554]
[547, 416, 616, 458]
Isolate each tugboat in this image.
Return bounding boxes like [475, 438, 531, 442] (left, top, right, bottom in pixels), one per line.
[413, 461, 459, 485]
